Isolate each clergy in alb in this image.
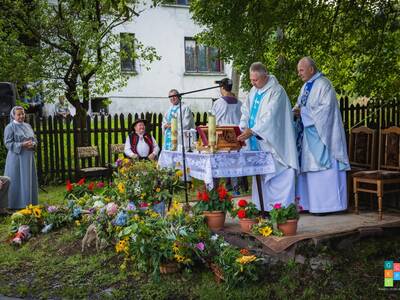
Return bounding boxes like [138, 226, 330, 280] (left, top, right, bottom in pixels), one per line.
[238, 62, 299, 210]
[294, 57, 350, 214]
[162, 89, 195, 150]
[4, 106, 38, 209]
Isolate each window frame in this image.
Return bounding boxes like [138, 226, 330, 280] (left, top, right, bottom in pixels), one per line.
[120, 32, 136, 73]
[184, 37, 224, 74]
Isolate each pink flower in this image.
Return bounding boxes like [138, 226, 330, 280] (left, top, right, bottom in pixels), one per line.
[97, 181, 105, 188]
[106, 203, 119, 216]
[196, 242, 205, 251]
[298, 205, 304, 212]
[273, 203, 282, 210]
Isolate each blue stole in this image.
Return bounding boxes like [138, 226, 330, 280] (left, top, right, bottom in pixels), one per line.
[248, 90, 267, 151]
[164, 105, 179, 150]
[296, 73, 322, 167]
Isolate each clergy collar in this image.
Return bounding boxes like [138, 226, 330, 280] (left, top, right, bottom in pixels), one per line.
[307, 72, 322, 83]
[256, 75, 278, 94]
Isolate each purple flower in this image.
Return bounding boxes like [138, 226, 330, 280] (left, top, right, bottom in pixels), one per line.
[126, 202, 136, 211]
[47, 205, 58, 213]
[196, 242, 205, 251]
[115, 158, 122, 167]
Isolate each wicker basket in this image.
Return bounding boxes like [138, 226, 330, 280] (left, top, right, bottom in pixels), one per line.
[159, 262, 179, 274]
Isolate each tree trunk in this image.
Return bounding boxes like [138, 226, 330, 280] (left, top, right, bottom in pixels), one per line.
[231, 66, 240, 98]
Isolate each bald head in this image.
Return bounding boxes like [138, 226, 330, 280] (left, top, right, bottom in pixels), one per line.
[297, 57, 318, 82]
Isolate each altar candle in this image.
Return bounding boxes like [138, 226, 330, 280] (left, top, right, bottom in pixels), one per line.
[208, 112, 216, 145]
[171, 117, 178, 148]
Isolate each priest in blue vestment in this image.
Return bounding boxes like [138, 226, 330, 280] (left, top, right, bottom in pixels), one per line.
[294, 57, 350, 214]
[238, 62, 299, 211]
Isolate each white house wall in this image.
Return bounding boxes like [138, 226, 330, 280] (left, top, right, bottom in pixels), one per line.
[107, 3, 234, 115]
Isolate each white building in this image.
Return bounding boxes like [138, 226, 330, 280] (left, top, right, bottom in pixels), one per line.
[106, 1, 235, 115]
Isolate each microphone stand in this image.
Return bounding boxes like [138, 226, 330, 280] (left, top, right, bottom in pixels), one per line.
[170, 85, 221, 206]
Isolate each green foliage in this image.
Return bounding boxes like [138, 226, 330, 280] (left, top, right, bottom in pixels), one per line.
[1, 0, 161, 115]
[191, 0, 400, 100]
[269, 203, 299, 224]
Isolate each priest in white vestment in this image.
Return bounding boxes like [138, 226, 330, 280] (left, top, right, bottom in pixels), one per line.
[238, 62, 299, 211]
[162, 89, 195, 150]
[294, 57, 350, 214]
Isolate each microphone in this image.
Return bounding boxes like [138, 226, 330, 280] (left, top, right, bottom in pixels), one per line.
[215, 78, 233, 90]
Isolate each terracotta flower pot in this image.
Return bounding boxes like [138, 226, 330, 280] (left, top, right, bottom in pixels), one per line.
[203, 211, 225, 231]
[238, 218, 257, 233]
[278, 219, 298, 236]
[159, 262, 178, 274]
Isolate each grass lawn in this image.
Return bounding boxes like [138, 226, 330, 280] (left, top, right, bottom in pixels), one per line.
[0, 186, 397, 299]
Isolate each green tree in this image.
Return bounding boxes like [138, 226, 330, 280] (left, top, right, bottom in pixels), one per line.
[190, 0, 400, 101]
[2, 0, 160, 121]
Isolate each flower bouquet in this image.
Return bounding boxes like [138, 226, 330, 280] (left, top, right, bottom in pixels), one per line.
[193, 185, 233, 230]
[231, 199, 259, 233]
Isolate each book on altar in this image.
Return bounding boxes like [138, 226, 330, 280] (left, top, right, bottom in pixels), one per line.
[196, 125, 245, 151]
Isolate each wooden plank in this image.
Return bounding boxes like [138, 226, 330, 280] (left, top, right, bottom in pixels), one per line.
[53, 116, 60, 180]
[48, 116, 55, 179]
[42, 116, 49, 179]
[58, 117, 66, 182]
[34, 115, 43, 184]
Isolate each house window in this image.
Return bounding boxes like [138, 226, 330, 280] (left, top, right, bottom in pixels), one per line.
[185, 38, 223, 73]
[120, 33, 136, 72]
[176, 0, 190, 5]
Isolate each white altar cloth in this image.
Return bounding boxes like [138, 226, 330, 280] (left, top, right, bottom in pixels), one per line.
[158, 150, 275, 189]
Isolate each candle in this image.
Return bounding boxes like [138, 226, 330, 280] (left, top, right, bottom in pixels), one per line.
[208, 112, 216, 146]
[171, 117, 178, 150]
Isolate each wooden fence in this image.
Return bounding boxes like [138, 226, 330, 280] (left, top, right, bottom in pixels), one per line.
[0, 97, 399, 184]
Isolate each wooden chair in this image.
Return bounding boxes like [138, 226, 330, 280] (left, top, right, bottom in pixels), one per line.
[108, 143, 125, 176]
[76, 146, 111, 181]
[348, 126, 377, 208]
[353, 126, 400, 220]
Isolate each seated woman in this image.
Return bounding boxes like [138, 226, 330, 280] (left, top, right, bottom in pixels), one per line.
[124, 119, 159, 161]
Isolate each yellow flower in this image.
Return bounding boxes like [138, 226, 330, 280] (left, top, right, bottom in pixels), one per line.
[118, 182, 125, 193]
[175, 170, 183, 177]
[236, 255, 257, 265]
[172, 242, 179, 253]
[75, 220, 81, 226]
[155, 187, 161, 193]
[115, 239, 128, 253]
[167, 200, 182, 217]
[174, 254, 185, 263]
[132, 215, 141, 221]
[17, 208, 32, 215]
[140, 193, 146, 199]
[33, 207, 42, 218]
[259, 226, 273, 237]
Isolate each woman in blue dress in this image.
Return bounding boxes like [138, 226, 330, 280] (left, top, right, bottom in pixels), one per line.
[4, 106, 38, 209]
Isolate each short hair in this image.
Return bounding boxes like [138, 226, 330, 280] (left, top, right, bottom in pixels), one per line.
[249, 62, 268, 76]
[169, 89, 179, 95]
[301, 57, 318, 72]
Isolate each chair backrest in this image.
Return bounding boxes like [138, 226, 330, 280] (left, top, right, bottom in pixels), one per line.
[76, 146, 101, 169]
[380, 126, 400, 171]
[349, 126, 377, 169]
[110, 144, 125, 155]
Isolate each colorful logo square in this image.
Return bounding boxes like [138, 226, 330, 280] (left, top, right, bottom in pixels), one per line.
[385, 278, 394, 287]
[385, 270, 394, 278]
[394, 263, 400, 272]
[394, 272, 400, 281]
[385, 261, 394, 269]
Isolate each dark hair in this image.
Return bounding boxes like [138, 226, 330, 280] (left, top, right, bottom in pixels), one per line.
[215, 78, 233, 92]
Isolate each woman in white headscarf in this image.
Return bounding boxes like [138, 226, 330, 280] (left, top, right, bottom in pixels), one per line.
[4, 106, 38, 209]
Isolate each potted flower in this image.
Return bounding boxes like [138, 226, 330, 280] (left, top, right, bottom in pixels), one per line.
[231, 199, 259, 233]
[194, 185, 233, 230]
[269, 202, 301, 236]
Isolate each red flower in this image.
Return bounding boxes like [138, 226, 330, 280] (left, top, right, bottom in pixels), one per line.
[77, 178, 85, 186]
[139, 202, 149, 208]
[88, 182, 95, 191]
[66, 180, 73, 192]
[273, 203, 282, 209]
[237, 209, 247, 219]
[238, 199, 248, 207]
[218, 186, 228, 200]
[201, 192, 209, 202]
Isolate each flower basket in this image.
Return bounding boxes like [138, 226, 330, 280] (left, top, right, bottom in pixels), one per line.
[159, 262, 179, 274]
[238, 218, 257, 233]
[277, 219, 298, 236]
[210, 263, 224, 284]
[203, 211, 225, 231]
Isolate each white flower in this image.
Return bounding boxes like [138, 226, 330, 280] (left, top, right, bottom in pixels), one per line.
[210, 234, 219, 241]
